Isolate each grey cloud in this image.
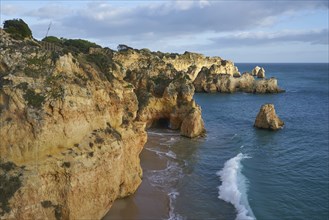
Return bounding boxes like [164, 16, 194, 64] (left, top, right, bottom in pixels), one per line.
[209, 29, 329, 48]
[1, 4, 22, 16]
[24, 5, 73, 20]
[58, 0, 328, 39]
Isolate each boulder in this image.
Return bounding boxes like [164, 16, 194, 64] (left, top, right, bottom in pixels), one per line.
[254, 104, 284, 130]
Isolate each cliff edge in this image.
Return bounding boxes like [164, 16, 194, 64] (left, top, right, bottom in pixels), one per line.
[1, 22, 283, 219]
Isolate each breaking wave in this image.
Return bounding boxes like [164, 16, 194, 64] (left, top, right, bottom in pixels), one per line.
[217, 153, 255, 220]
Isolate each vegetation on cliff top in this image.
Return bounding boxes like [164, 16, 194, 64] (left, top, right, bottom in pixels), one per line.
[3, 19, 32, 40]
[42, 36, 102, 54]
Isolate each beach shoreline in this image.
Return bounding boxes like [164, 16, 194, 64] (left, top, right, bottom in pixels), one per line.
[103, 132, 172, 220]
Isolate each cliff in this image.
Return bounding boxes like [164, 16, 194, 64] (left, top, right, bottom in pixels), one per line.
[1, 25, 283, 219]
[0, 29, 147, 219]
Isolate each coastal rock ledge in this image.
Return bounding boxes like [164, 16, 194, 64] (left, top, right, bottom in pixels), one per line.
[254, 104, 284, 130]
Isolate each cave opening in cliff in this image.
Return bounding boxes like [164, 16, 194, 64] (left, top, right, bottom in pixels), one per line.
[152, 118, 170, 128]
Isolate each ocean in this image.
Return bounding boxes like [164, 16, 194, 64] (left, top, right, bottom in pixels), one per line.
[105, 63, 329, 220]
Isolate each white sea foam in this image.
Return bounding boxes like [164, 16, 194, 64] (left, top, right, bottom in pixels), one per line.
[146, 161, 183, 189]
[168, 191, 184, 220]
[166, 150, 177, 159]
[145, 147, 166, 157]
[148, 131, 181, 136]
[217, 153, 255, 220]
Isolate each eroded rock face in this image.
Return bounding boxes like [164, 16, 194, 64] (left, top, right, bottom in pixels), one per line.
[112, 49, 207, 138]
[180, 107, 205, 138]
[257, 67, 265, 78]
[252, 66, 261, 76]
[0, 26, 284, 219]
[0, 29, 208, 219]
[0, 30, 147, 219]
[193, 70, 283, 94]
[254, 104, 284, 130]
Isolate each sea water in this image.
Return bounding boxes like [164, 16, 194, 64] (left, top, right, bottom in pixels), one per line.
[142, 64, 328, 220]
[105, 63, 328, 220]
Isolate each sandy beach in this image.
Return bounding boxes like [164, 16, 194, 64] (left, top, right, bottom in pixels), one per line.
[103, 134, 171, 220]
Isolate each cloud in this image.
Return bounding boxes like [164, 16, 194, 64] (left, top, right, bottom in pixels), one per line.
[2, 0, 327, 62]
[1, 4, 23, 16]
[58, 0, 328, 40]
[210, 29, 329, 48]
[24, 5, 73, 20]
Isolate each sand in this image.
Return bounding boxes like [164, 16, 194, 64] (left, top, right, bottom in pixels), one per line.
[103, 135, 170, 220]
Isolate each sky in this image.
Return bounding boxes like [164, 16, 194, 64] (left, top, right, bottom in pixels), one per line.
[1, 0, 328, 63]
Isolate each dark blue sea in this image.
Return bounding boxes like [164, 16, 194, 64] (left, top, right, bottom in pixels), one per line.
[107, 63, 329, 220]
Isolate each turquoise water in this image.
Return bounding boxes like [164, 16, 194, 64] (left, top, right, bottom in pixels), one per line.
[145, 64, 328, 220]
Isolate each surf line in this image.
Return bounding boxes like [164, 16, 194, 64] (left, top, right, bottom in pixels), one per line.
[216, 153, 255, 220]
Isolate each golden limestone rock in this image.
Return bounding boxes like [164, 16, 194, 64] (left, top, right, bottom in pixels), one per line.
[0, 23, 284, 219]
[0, 30, 147, 219]
[254, 104, 284, 130]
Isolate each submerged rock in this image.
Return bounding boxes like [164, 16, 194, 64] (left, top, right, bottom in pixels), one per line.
[254, 104, 284, 130]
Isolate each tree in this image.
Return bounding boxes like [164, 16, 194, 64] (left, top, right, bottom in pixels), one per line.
[117, 44, 133, 51]
[3, 19, 32, 40]
[42, 36, 62, 44]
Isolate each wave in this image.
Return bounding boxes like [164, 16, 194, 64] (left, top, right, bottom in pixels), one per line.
[165, 150, 177, 159]
[146, 161, 184, 190]
[148, 131, 181, 136]
[216, 153, 255, 220]
[168, 191, 184, 220]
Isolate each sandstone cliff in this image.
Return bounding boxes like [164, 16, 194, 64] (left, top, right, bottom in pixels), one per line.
[0, 29, 148, 219]
[1, 23, 284, 219]
[0, 28, 206, 219]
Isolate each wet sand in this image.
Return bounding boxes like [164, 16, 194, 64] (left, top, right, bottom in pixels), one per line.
[103, 135, 170, 220]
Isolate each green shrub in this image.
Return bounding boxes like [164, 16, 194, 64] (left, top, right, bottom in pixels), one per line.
[23, 89, 45, 108]
[117, 44, 133, 51]
[0, 161, 22, 216]
[3, 19, 32, 40]
[42, 36, 62, 44]
[86, 53, 111, 73]
[63, 39, 101, 53]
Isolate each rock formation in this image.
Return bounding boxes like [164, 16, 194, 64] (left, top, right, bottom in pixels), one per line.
[193, 70, 283, 93]
[254, 104, 284, 130]
[0, 28, 206, 219]
[257, 67, 265, 78]
[0, 29, 148, 219]
[0, 21, 284, 220]
[252, 66, 261, 76]
[251, 66, 266, 78]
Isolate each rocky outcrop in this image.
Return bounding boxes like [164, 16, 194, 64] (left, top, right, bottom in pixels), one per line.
[257, 67, 265, 78]
[0, 28, 208, 219]
[180, 107, 205, 138]
[193, 70, 283, 93]
[254, 104, 284, 130]
[252, 66, 261, 76]
[162, 52, 240, 80]
[251, 66, 266, 78]
[0, 29, 148, 219]
[0, 23, 284, 220]
[113, 49, 206, 137]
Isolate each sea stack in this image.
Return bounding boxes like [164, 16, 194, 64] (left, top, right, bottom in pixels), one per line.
[254, 104, 284, 130]
[252, 66, 266, 78]
[257, 67, 265, 78]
